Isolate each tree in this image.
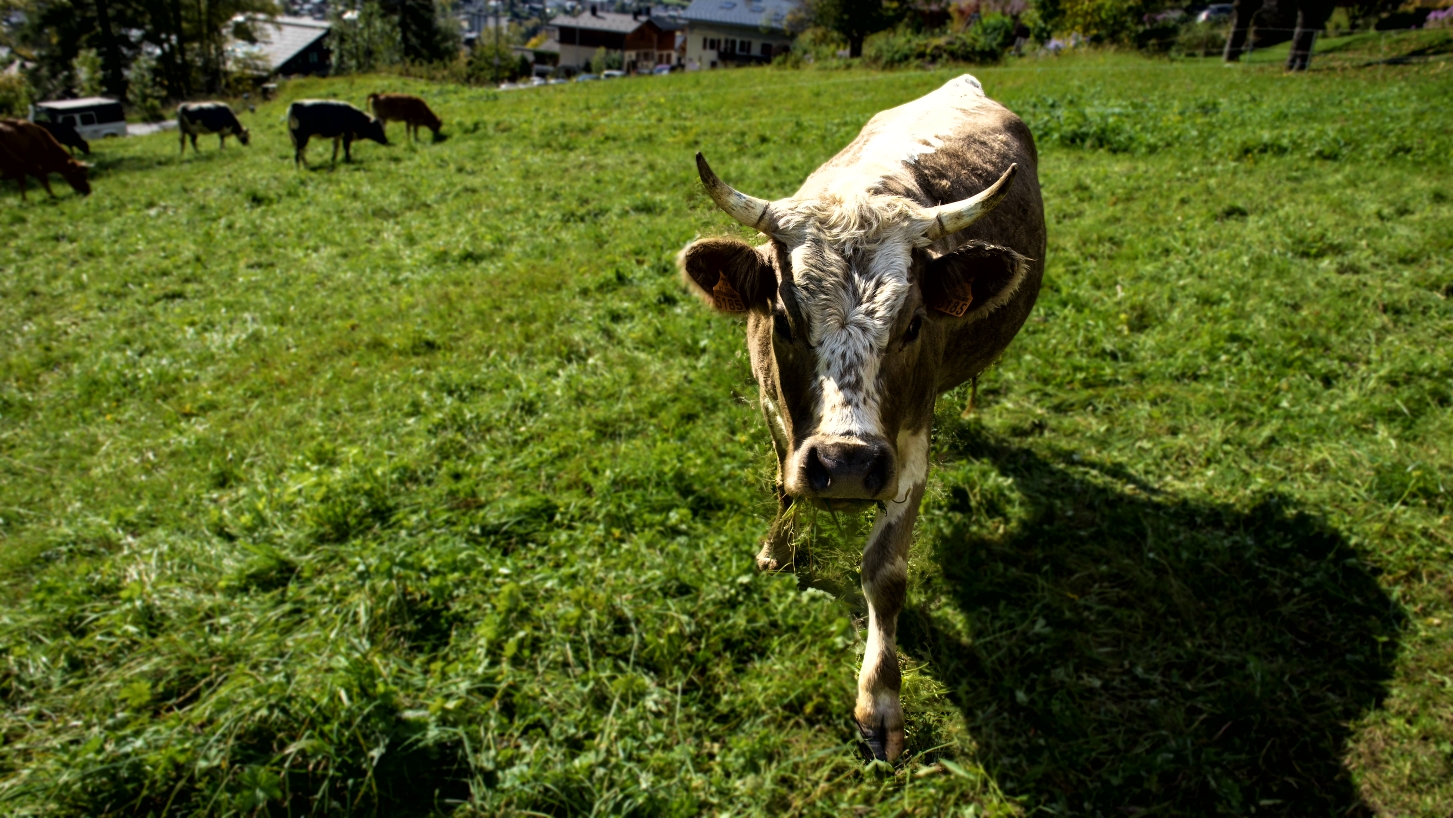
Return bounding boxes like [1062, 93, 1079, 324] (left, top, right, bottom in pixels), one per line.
[329, 2, 402, 74]
[377, 0, 461, 64]
[800, 0, 904, 57]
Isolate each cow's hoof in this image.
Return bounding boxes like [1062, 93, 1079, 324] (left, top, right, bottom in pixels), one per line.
[855, 714, 904, 764]
[755, 540, 792, 572]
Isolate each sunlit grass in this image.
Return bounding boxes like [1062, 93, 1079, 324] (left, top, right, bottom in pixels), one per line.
[0, 49, 1450, 815]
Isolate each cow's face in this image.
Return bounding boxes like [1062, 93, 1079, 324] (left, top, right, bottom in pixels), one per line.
[62, 159, 91, 196]
[681, 157, 1025, 505]
[359, 118, 388, 146]
[238, 128, 251, 146]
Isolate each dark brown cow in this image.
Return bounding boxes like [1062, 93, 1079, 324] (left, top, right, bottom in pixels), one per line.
[678, 74, 1045, 763]
[367, 93, 442, 142]
[0, 119, 91, 200]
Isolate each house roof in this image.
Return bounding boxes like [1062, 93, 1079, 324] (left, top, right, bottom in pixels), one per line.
[549, 9, 654, 33]
[235, 15, 330, 72]
[682, 0, 796, 32]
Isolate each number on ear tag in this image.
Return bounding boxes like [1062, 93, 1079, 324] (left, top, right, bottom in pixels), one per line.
[713, 277, 746, 312]
[935, 284, 974, 317]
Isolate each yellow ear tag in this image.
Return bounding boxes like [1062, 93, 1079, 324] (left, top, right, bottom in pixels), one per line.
[713, 277, 746, 312]
[936, 283, 974, 318]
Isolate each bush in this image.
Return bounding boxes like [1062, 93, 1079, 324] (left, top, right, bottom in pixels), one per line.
[775, 26, 851, 67]
[1058, 0, 1150, 43]
[468, 42, 533, 83]
[864, 15, 1013, 68]
[0, 72, 30, 117]
[1175, 20, 1230, 56]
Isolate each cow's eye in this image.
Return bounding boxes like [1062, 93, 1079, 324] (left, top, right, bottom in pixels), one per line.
[773, 313, 794, 343]
[904, 316, 923, 343]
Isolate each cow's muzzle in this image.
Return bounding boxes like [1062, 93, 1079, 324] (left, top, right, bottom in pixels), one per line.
[793, 436, 895, 502]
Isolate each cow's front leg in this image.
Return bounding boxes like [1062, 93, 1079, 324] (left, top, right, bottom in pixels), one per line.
[755, 485, 798, 572]
[855, 481, 923, 762]
[855, 428, 930, 763]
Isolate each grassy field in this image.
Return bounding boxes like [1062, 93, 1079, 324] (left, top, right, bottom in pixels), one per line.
[1, 49, 1451, 816]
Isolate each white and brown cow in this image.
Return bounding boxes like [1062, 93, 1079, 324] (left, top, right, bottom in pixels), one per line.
[679, 75, 1045, 763]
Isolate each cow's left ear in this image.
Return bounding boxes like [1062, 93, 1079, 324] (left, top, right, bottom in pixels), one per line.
[678, 236, 775, 314]
[921, 242, 1030, 320]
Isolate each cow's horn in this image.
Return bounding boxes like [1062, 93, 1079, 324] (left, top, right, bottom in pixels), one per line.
[924, 164, 1018, 241]
[696, 152, 776, 234]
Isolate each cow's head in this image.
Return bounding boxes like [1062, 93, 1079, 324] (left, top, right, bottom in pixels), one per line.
[62, 159, 91, 196]
[357, 117, 388, 146]
[680, 154, 1026, 506]
[237, 127, 252, 146]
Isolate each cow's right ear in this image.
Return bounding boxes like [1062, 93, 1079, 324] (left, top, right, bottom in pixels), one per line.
[678, 237, 774, 314]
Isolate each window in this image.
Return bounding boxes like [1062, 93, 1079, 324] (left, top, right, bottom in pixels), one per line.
[760, 42, 771, 56]
[309, 51, 317, 63]
[80, 112, 96, 125]
[703, 36, 708, 49]
[739, 40, 750, 53]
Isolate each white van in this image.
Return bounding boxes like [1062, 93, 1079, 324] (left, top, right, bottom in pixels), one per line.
[29, 97, 129, 140]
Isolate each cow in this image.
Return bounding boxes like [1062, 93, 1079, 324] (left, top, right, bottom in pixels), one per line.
[36, 120, 90, 156]
[0, 119, 92, 200]
[367, 93, 443, 142]
[677, 74, 1045, 763]
[286, 100, 388, 168]
[177, 102, 251, 154]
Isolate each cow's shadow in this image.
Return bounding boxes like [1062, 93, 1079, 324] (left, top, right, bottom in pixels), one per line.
[896, 424, 1403, 816]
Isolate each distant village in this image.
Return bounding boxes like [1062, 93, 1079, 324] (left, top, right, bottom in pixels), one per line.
[245, 0, 800, 82]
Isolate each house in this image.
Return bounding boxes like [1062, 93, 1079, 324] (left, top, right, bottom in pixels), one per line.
[230, 15, 331, 76]
[545, 6, 680, 73]
[681, 0, 796, 68]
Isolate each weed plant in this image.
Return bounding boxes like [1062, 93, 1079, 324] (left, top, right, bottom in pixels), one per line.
[1, 54, 1451, 816]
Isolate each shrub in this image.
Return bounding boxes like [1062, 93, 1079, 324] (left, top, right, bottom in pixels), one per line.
[1175, 20, 1230, 56]
[1427, 7, 1453, 27]
[0, 72, 30, 117]
[1058, 0, 1150, 43]
[864, 14, 1014, 68]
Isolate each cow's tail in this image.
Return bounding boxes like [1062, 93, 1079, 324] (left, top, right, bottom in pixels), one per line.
[366, 93, 379, 113]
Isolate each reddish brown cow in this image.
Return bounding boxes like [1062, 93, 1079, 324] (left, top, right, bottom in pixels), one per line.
[367, 93, 443, 142]
[0, 119, 91, 200]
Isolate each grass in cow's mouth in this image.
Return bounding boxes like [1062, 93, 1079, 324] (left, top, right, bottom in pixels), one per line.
[1, 48, 1451, 816]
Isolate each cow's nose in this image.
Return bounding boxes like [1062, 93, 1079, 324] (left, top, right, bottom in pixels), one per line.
[804, 439, 893, 498]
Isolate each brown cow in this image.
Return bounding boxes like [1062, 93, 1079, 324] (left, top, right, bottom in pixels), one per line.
[0, 119, 91, 200]
[367, 93, 442, 142]
[679, 74, 1045, 763]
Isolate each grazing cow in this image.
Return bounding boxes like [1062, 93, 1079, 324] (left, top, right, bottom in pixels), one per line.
[678, 75, 1045, 763]
[286, 100, 388, 168]
[367, 93, 443, 142]
[37, 120, 90, 156]
[0, 119, 92, 200]
[177, 102, 251, 154]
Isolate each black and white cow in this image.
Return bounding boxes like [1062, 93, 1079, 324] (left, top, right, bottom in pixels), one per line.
[36, 120, 89, 156]
[679, 75, 1046, 763]
[285, 100, 388, 168]
[177, 102, 251, 154]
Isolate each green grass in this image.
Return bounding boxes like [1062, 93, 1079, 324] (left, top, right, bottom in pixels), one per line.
[0, 53, 1450, 816]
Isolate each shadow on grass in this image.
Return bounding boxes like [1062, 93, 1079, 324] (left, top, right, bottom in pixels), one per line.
[901, 424, 1404, 816]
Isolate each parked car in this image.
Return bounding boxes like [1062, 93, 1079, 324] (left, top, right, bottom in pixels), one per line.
[575, 73, 600, 82]
[652, 64, 672, 75]
[30, 97, 128, 140]
[602, 70, 626, 79]
[1194, 4, 1234, 23]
